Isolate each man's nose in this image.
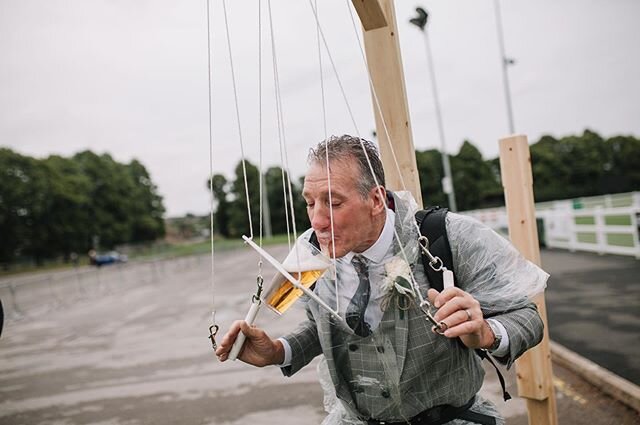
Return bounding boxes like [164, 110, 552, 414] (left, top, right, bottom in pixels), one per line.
[310, 205, 330, 231]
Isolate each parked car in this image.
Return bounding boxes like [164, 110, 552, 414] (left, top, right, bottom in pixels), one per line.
[88, 250, 128, 267]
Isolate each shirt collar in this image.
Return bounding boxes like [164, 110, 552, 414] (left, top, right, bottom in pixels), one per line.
[343, 208, 395, 264]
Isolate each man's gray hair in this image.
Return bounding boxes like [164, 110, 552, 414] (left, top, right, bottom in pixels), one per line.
[308, 134, 386, 198]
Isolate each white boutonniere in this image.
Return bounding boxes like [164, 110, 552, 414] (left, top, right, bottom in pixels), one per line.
[381, 257, 416, 317]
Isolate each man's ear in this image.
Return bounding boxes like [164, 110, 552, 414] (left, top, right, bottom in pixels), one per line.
[370, 186, 387, 214]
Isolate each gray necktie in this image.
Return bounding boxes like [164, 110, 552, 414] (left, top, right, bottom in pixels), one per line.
[346, 255, 371, 337]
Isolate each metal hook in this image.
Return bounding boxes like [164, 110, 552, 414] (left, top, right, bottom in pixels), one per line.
[419, 300, 446, 335]
[418, 235, 444, 272]
[429, 257, 444, 272]
[252, 275, 264, 303]
[208, 324, 219, 351]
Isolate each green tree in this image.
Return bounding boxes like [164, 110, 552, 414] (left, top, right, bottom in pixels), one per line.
[208, 174, 231, 237]
[530, 135, 568, 201]
[264, 166, 290, 235]
[293, 175, 309, 232]
[263, 166, 308, 236]
[0, 149, 41, 264]
[73, 151, 131, 249]
[416, 149, 446, 207]
[604, 134, 640, 193]
[38, 155, 92, 260]
[228, 160, 261, 238]
[564, 130, 609, 198]
[73, 151, 166, 249]
[127, 160, 165, 242]
[530, 130, 618, 202]
[451, 140, 502, 210]
[0, 148, 165, 266]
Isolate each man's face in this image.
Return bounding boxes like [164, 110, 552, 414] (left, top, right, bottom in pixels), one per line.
[302, 159, 385, 258]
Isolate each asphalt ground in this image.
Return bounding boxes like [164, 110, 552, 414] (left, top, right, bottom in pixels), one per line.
[541, 249, 640, 386]
[0, 246, 637, 424]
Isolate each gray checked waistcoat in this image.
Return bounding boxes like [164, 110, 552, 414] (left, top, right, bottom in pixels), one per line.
[283, 259, 486, 422]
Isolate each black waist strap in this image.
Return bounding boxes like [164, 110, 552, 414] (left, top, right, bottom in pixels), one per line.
[366, 396, 496, 425]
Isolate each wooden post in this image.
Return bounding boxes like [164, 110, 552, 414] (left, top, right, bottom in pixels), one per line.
[350, 0, 387, 30]
[353, 0, 423, 207]
[499, 135, 558, 425]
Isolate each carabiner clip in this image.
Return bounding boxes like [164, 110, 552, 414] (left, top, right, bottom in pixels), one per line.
[208, 324, 219, 351]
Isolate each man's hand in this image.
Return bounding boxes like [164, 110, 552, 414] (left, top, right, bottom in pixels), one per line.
[215, 320, 285, 367]
[427, 288, 494, 350]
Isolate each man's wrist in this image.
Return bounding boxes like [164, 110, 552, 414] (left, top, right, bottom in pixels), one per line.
[272, 339, 285, 365]
[482, 319, 499, 350]
[484, 319, 509, 357]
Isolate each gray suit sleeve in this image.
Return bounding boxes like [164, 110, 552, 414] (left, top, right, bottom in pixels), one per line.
[280, 306, 323, 376]
[488, 302, 544, 368]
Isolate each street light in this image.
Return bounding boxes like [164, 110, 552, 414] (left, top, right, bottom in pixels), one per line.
[410, 7, 457, 212]
[493, 0, 516, 134]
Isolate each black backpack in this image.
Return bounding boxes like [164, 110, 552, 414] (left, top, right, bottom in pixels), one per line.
[416, 206, 511, 401]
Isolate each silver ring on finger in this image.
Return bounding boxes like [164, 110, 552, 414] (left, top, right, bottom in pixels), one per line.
[464, 309, 472, 321]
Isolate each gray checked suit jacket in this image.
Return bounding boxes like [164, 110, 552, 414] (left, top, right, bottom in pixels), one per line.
[281, 195, 544, 422]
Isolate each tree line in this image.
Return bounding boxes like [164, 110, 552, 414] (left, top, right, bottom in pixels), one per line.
[1, 130, 636, 266]
[208, 162, 308, 239]
[0, 149, 165, 267]
[209, 130, 640, 237]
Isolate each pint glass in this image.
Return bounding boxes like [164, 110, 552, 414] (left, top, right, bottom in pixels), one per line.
[264, 237, 331, 314]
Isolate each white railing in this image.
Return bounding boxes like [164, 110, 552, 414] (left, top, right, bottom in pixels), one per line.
[464, 201, 640, 259]
[538, 207, 640, 258]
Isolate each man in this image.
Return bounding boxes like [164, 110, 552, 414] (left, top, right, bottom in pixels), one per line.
[216, 135, 547, 424]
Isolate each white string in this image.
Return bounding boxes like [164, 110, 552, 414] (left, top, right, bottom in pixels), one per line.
[343, 1, 430, 306]
[205, 0, 216, 322]
[309, 0, 428, 306]
[313, 0, 338, 309]
[266, 0, 289, 249]
[267, 0, 297, 250]
[343, 2, 428, 249]
[315, 0, 327, 140]
[222, 0, 254, 240]
[307, 0, 360, 136]
[258, 0, 263, 249]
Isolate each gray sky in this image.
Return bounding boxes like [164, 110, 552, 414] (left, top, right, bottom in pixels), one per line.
[1, 0, 639, 217]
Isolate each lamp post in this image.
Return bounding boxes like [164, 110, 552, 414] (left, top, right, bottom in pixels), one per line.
[410, 7, 457, 212]
[493, 0, 516, 134]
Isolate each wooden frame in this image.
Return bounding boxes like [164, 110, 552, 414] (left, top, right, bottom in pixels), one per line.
[353, 2, 558, 424]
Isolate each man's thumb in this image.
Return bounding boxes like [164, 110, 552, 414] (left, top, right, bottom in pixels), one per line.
[239, 321, 257, 338]
[427, 288, 440, 305]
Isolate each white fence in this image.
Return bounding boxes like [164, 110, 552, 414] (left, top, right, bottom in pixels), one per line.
[464, 192, 640, 259]
[539, 207, 640, 258]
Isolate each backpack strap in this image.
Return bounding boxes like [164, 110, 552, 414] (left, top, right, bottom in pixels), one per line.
[475, 349, 512, 401]
[415, 206, 454, 292]
[415, 206, 511, 402]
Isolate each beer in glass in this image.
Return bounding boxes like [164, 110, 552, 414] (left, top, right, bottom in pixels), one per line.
[264, 238, 331, 314]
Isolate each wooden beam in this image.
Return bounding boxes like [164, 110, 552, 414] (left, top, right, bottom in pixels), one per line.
[499, 135, 558, 425]
[351, 0, 388, 31]
[359, 0, 422, 207]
